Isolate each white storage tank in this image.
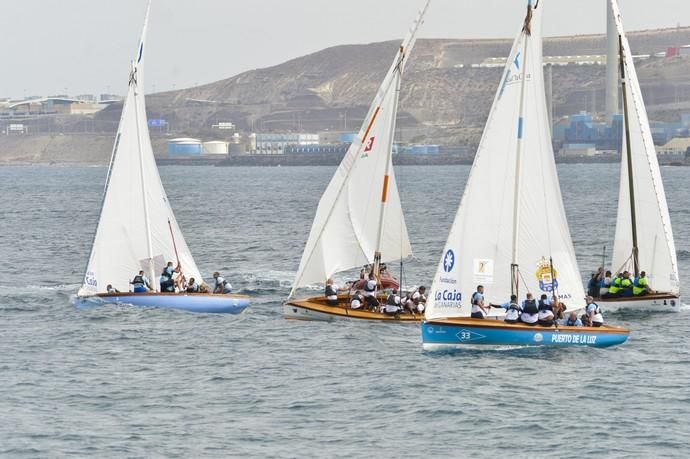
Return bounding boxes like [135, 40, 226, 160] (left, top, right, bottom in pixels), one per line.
[203, 140, 229, 155]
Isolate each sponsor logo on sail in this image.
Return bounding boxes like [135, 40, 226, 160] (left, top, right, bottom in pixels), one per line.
[443, 249, 455, 273]
[84, 271, 98, 288]
[434, 289, 462, 304]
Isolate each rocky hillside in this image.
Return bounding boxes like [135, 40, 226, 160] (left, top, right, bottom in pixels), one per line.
[139, 26, 690, 146]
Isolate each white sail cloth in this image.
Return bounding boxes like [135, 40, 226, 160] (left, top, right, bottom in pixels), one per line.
[609, 0, 680, 294]
[79, 3, 201, 296]
[289, 2, 430, 295]
[425, 1, 586, 320]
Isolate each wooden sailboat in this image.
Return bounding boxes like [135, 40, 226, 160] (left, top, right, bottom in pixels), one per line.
[284, 1, 430, 322]
[421, 0, 629, 349]
[595, 0, 681, 312]
[74, 2, 249, 314]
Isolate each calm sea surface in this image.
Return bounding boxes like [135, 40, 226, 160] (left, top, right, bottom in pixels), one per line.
[1, 164, 689, 458]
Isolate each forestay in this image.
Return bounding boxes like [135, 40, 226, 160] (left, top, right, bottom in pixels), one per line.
[425, 0, 585, 320]
[78, 2, 201, 296]
[610, 0, 680, 294]
[289, 2, 430, 296]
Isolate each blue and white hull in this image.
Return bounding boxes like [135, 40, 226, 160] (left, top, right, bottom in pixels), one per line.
[74, 292, 250, 314]
[421, 318, 629, 350]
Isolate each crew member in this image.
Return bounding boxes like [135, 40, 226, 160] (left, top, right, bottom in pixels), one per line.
[213, 272, 233, 294]
[620, 271, 633, 297]
[520, 292, 539, 325]
[160, 263, 176, 293]
[585, 296, 604, 327]
[500, 294, 522, 324]
[470, 285, 489, 319]
[537, 293, 555, 326]
[362, 272, 379, 310]
[599, 271, 612, 297]
[130, 270, 151, 293]
[633, 271, 652, 296]
[324, 278, 342, 306]
[186, 277, 200, 293]
[565, 311, 583, 327]
[384, 289, 402, 316]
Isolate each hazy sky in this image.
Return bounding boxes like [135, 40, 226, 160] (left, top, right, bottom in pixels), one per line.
[1, 0, 688, 98]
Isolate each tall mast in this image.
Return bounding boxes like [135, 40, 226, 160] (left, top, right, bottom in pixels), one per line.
[373, 51, 404, 279]
[510, 0, 534, 297]
[618, 33, 640, 277]
[132, 67, 156, 288]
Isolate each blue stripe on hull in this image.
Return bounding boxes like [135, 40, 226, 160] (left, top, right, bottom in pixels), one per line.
[421, 321, 628, 349]
[73, 294, 250, 314]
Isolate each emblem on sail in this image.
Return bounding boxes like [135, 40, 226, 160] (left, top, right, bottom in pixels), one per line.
[473, 258, 494, 283]
[535, 258, 557, 292]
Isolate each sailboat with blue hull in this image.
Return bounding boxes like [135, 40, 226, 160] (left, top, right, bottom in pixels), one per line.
[421, 0, 628, 349]
[73, 2, 249, 314]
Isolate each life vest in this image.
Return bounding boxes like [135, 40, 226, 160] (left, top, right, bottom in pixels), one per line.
[364, 279, 376, 292]
[523, 299, 538, 314]
[621, 278, 632, 289]
[386, 293, 400, 306]
[566, 318, 578, 326]
[633, 277, 648, 295]
[505, 303, 521, 322]
[608, 277, 621, 294]
[538, 300, 552, 312]
[132, 275, 144, 285]
[325, 285, 338, 298]
[187, 283, 200, 293]
[472, 292, 483, 305]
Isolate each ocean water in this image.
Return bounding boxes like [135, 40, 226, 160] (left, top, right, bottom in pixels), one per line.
[1, 164, 689, 458]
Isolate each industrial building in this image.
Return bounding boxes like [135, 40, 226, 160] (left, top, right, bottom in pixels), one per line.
[253, 133, 319, 155]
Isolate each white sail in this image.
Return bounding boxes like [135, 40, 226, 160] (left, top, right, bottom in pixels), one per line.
[289, 1, 430, 295]
[425, 0, 586, 320]
[78, 1, 202, 296]
[610, 0, 680, 294]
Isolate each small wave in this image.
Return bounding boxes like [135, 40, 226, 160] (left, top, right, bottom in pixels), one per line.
[0, 283, 79, 292]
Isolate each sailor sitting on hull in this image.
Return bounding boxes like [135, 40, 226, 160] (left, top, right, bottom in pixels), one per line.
[106, 284, 120, 294]
[324, 278, 346, 306]
[565, 311, 583, 327]
[470, 285, 489, 319]
[500, 294, 522, 324]
[537, 294, 555, 326]
[403, 286, 427, 315]
[599, 270, 612, 297]
[212, 272, 233, 294]
[520, 292, 539, 325]
[130, 270, 152, 293]
[633, 271, 653, 296]
[620, 272, 634, 297]
[361, 272, 380, 310]
[186, 277, 200, 293]
[585, 296, 604, 327]
[383, 289, 402, 316]
[350, 291, 364, 310]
